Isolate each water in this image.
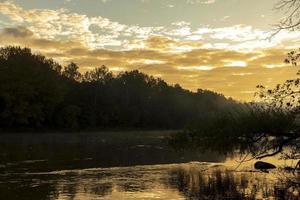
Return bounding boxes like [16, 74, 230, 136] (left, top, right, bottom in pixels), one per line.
[0, 131, 223, 173]
[1, 163, 299, 199]
[0, 132, 299, 199]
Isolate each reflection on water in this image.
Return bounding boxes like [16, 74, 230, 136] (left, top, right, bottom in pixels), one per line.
[0, 132, 299, 199]
[0, 163, 299, 200]
[0, 164, 184, 200]
[168, 165, 300, 200]
[0, 132, 224, 173]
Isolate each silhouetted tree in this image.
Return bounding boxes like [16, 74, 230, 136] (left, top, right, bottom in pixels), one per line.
[0, 46, 236, 131]
[0, 46, 65, 129]
[273, 0, 300, 34]
[62, 62, 82, 81]
[83, 65, 113, 83]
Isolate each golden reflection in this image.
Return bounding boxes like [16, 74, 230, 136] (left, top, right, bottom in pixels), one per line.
[2, 163, 298, 200]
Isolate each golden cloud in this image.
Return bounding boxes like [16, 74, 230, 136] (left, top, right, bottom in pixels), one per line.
[0, 26, 298, 101]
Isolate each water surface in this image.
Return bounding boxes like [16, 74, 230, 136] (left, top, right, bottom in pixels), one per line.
[0, 132, 299, 199]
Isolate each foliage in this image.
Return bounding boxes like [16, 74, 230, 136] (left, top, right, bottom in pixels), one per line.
[0, 46, 236, 131]
[169, 104, 299, 159]
[284, 49, 300, 66]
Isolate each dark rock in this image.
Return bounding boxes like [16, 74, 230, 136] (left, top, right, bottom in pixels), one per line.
[254, 161, 276, 170]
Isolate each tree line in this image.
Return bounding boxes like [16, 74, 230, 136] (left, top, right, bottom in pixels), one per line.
[0, 46, 237, 131]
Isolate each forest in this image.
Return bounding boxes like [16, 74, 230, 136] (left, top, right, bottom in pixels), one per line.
[0, 46, 237, 131]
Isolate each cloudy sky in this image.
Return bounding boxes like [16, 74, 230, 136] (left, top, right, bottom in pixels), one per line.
[0, 0, 299, 100]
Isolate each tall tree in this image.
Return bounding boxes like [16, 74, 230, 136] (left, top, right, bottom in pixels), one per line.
[62, 62, 82, 81]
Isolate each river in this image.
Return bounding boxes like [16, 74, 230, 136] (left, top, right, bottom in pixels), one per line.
[0, 131, 299, 199]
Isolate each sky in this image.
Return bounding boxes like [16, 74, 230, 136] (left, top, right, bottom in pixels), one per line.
[0, 0, 299, 100]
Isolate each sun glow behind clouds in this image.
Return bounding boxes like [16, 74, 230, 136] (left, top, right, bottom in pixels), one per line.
[178, 66, 215, 71]
[144, 59, 166, 65]
[0, 0, 299, 100]
[225, 61, 247, 67]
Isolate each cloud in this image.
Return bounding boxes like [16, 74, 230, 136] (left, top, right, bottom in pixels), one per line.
[1, 1, 298, 51]
[1, 26, 295, 99]
[0, 1, 139, 48]
[0, 1, 299, 100]
[2, 26, 33, 37]
[143, 36, 203, 51]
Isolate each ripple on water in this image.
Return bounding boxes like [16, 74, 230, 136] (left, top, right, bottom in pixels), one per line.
[0, 162, 299, 200]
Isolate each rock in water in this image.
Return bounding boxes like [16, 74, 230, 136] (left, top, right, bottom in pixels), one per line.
[254, 161, 276, 170]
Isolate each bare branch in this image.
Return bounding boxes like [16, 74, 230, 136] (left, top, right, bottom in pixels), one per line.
[272, 0, 300, 35]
